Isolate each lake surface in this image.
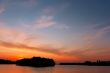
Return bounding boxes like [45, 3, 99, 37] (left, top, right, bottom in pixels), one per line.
[0, 64, 110, 73]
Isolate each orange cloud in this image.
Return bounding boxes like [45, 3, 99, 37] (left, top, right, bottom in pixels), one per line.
[0, 40, 79, 62]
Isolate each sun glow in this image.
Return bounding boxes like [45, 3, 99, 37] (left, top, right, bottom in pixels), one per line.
[0, 46, 79, 62]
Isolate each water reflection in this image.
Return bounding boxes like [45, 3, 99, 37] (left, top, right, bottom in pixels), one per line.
[0, 65, 54, 73]
[0, 65, 110, 73]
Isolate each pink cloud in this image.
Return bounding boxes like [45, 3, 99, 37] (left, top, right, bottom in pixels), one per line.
[0, 21, 66, 54]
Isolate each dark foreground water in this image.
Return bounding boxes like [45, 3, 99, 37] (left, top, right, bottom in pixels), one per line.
[0, 64, 110, 73]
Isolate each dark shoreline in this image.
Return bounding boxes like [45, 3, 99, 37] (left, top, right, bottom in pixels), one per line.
[59, 61, 110, 66]
[1, 58, 110, 67]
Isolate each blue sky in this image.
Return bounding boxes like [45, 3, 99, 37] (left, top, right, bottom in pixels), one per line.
[0, 0, 110, 61]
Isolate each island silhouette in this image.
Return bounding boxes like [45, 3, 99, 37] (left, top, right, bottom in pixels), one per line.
[60, 60, 110, 66]
[16, 57, 55, 67]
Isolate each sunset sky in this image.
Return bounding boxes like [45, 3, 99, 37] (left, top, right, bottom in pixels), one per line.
[0, 0, 110, 62]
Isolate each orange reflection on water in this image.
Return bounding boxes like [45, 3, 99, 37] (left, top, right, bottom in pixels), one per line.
[0, 65, 110, 73]
[0, 65, 26, 73]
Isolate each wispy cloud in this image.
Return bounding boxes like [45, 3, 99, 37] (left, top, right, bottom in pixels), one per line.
[40, 3, 70, 30]
[0, 40, 58, 54]
[34, 15, 56, 29]
[83, 23, 110, 43]
[22, 14, 69, 30]
[0, 21, 67, 55]
[0, 21, 42, 45]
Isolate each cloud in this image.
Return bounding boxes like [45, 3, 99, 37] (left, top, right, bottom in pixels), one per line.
[0, 40, 64, 56]
[0, 21, 43, 45]
[35, 15, 56, 29]
[23, 14, 70, 30]
[0, 21, 70, 56]
[40, 3, 70, 30]
[83, 23, 110, 42]
[0, 21, 66, 55]
[79, 24, 110, 54]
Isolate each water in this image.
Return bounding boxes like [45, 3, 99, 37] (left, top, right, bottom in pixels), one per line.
[0, 64, 110, 73]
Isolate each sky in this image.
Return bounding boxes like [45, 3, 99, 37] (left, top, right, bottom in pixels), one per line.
[0, 0, 110, 62]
